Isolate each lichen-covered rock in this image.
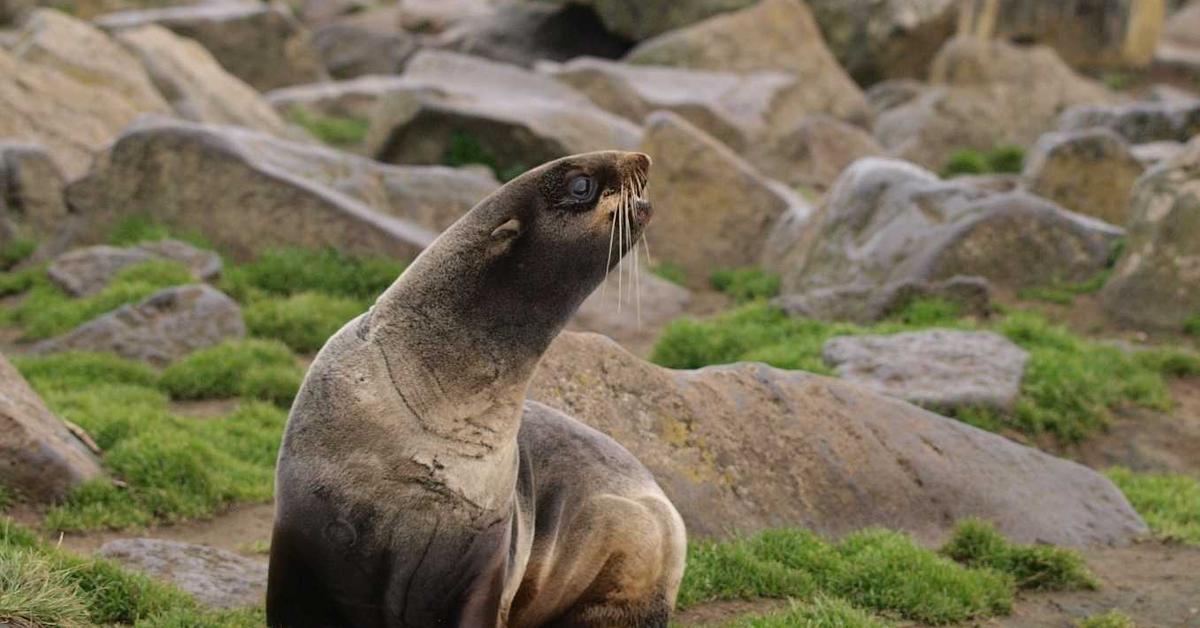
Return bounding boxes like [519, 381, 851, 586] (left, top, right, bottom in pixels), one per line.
[875, 38, 1111, 170]
[1058, 100, 1200, 144]
[367, 51, 641, 174]
[808, 0, 959, 84]
[625, 0, 868, 125]
[639, 111, 807, 287]
[30, 284, 245, 366]
[538, 0, 755, 41]
[0, 142, 70, 254]
[1022, 128, 1145, 225]
[66, 118, 455, 261]
[777, 158, 1124, 298]
[529, 332, 1147, 545]
[0, 352, 104, 504]
[47, 240, 221, 297]
[823, 330, 1029, 411]
[95, 2, 328, 91]
[98, 539, 266, 609]
[113, 25, 286, 135]
[1101, 137, 1200, 330]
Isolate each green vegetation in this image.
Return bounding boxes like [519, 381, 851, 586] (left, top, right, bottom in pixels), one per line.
[0, 487, 9, 511]
[651, 302, 1199, 442]
[287, 108, 369, 147]
[0, 265, 41, 297]
[0, 238, 37, 270]
[1019, 271, 1111, 305]
[1101, 71, 1134, 91]
[721, 596, 888, 628]
[1079, 610, 1136, 628]
[160, 340, 302, 407]
[245, 292, 365, 353]
[941, 519, 1097, 590]
[942, 145, 1026, 177]
[0, 518, 262, 627]
[651, 262, 687, 286]
[1185, 314, 1200, 337]
[710, 268, 781, 304]
[1107, 468, 1200, 545]
[442, 132, 526, 182]
[220, 247, 405, 302]
[5, 261, 194, 340]
[106, 215, 213, 251]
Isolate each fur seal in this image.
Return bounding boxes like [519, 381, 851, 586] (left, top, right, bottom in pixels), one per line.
[267, 151, 686, 628]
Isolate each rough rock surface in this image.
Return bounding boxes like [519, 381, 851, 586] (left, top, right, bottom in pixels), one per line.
[47, 240, 222, 297]
[10, 9, 169, 114]
[539, 0, 755, 41]
[774, 276, 993, 325]
[528, 332, 1147, 545]
[95, 2, 328, 91]
[875, 38, 1111, 170]
[753, 114, 884, 190]
[823, 330, 1029, 411]
[0, 43, 161, 178]
[776, 158, 1124, 297]
[31, 284, 245, 366]
[0, 352, 104, 504]
[66, 118, 446, 261]
[624, 0, 868, 125]
[1022, 128, 1145, 226]
[113, 25, 286, 134]
[0, 142, 70, 253]
[639, 111, 804, 287]
[313, 19, 416, 79]
[98, 539, 266, 609]
[397, 0, 496, 34]
[267, 75, 418, 154]
[1102, 137, 1200, 330]
[808, 0, 959, 84]
[368, 50, 642, 174]
[1131, 140, 1188, 167]
[1058, 100, 1200, 144]
[435, 2, 633, 69]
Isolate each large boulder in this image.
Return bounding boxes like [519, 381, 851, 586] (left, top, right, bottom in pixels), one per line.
[823, 330, 1029, 412]
[30, 284, 245, 366]
[0, 142, 71, 254]
[0, 41, 163, 178]
[10, 9, 169, 114]
[529, 332, 1148, 545]
[367, 50, 642, 175]
[874, 38, 1112, 171]
[639, 111, 808, 287]
[1021, 128, 1145, 226]
[537, 0, 756, 41]
[313, 15, 417, 79]
[112, 25, 286, 135]
[434, 2, 632, 69]
[95, 2, 328, 91]
[47, 240, 221, 297]
[98, 539, 266, 609]
[624, 0, 868, 126]
[1058, 100, 1200, 144]
[774, 158, 1124, 299]
[1101, 137, 1200, 331]
[752, 114, 884, 190]
[0, 352, 104, 504]
[267, 75, 415, 154]
[807, 0, 959, 84]
[66, 118, 459, 260]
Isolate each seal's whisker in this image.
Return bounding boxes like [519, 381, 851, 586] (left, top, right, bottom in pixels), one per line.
[602, 190, 618, 298]
[617, 177, 625, 314]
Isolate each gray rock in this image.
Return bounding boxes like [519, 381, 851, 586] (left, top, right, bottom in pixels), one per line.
[396, 0, 496, 34]
[1021, 128, 1145, 226]
[0, 352, 104, 504]
[537, 0, 755, 41]
[1130, 141, 1187, 167]
[774, 276, 992, 324]
[823, 330, 1029, 411]
[530, 332, 1148, 546]
[267, 75, 417, 154]
[30, 284, 245, 366]
[313, 16, 417, 79]
[98, 539, 266, 609]
[775, 158, 1124, 298]
[95, 1, 328, 91]
[752, 114, 884, 190]
[367, 50, 641, 174]
[47, 240, 221, 297]
[1101, 137, 1200, 331]
[0, 142, 71, 256]
[808, 0, 959, 84]
[1058, 100, 1200, 144]
[66, 118, 457, 261]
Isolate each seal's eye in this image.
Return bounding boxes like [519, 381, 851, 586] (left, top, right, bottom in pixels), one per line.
[568, 175, 596, 202]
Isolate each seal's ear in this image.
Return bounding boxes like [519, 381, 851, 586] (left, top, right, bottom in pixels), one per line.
[491, 218, 522, 240]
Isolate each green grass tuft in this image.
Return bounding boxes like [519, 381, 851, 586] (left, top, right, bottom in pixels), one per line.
[0, 487, 9, 511]
[288, 108, 369, 147]
[244, 292, 365, 353]
[651, 262, 687, 286]
[0, 546, 90, 627]
[710, 268, 781, 304]
[941, 519, 1097, 590]
[0, 265, 43, 297]
[942, 146, 1026, 177]
[680, 527, 1013, 624]
[1078, 610, 1136, 628]
[7, 260, 194, 341]
[1107, 468, 1200, 545]
[106, 215, 213, 250]
[721, 596, 889, 628]
[943, 149, 989, 177]
[220, 247, 405, 302]
[160, 339, 302, 407]
[442, 132, 526, 182]
[987, 145, 1026, 174]
[1018, 271, 1112, 305]
[14, 352, 159, 393]
[1185, 314, 1200, 337]
[0, 238, 38, 271]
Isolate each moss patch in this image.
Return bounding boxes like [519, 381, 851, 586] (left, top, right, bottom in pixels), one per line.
[0, 238, 38, 271]
[287, 108, 369, 147]
[160, 339, 302, 407]
[942, 145, 1026, 177]
[1107, 468, 1200, 545]
[1078, 610, 1136, 628]
[710, 268, 781, 304]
